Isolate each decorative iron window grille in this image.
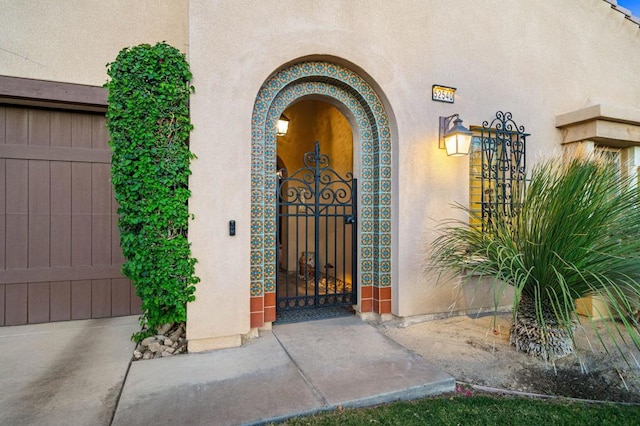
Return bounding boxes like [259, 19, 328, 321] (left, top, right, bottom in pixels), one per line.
[470, 111, 529, 233]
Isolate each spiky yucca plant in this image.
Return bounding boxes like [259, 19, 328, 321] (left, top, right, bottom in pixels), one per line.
[432, 154, 640, 361]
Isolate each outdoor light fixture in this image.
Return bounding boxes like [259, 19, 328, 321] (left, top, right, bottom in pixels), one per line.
[277, 114, 290, 136]
[439, 114, 473, 156]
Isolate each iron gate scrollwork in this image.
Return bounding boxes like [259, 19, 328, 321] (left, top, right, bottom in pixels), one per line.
[276, 141, 357, 311]
[477, 111, 528, 233]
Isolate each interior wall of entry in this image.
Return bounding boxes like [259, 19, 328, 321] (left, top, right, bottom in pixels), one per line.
[277, 100, 353, 183]
[249, 61, 393, 329]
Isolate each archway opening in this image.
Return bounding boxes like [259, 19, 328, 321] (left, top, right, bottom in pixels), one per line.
[275, 100, 355, 322]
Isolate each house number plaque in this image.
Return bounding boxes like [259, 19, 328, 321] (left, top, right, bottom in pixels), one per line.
[432, 85, 456, 103]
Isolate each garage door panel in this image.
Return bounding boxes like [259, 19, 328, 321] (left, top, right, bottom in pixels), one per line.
[91, 279, 111, 318]
[5, 108, 28, 145]
[72, 214, 92, 267]
[6, 159, 28, 213]
[91, 114, 109, 149]
[6, 214, 27, 269]
[71, 280, 92, 320]
[0, 107, 5, 144]
[112, 278, 131, 317]
[71, 162, 92, 267]
[50, 111, 72, 147]
[28, 109, 51, 146]
[6, 284, 28, 326]
[28, 282, 50, 324]
[29, 217, 50, 269]
[0, 285, 4, 326]
[50, 281, 71, 321]
[92, 163, 112, 265]
[0, 159, 5, 270]
[6, 159, 28, 269]
[51, 162, 72, 267]
[71, 113, 92, 149]
[28, 160, 50, 268]
[92, 216, 112, 266]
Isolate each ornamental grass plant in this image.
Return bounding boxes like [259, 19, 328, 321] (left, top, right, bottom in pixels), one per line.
[432, 153, 640, 363]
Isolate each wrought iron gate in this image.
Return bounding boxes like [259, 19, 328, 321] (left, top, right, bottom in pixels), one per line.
[276, 141, 357, 312]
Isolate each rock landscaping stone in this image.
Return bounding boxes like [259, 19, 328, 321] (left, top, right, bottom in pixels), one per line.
[156, 323, 173, 335]
[169, 327, 184, 343]
[140, 336, 156, 347]
[132, 322, 188, 362]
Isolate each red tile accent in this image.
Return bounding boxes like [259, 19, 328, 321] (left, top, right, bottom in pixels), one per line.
[264, 292, 276, 307]
[361, 299, 373, 312]
[361, 285, 373, 299]
[250, 296, 263, 313]
[373, 286, 379, 300]
[379, 300, 391, 314]
[250, 312, 263, 329]
[378, 286, 391, 301]
[264, 306, 276, 322]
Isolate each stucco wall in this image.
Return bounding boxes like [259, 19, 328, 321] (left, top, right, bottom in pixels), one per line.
[186, 0, 640, 347]
[0, 0, 188, 86]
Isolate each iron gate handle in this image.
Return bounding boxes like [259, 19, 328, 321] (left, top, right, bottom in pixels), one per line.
[345, 215, 356, 224]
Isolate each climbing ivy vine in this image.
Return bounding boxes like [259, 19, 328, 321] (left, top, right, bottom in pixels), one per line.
[105, 42, 198, 341]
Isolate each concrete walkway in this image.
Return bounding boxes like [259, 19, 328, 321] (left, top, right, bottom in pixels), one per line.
[0, 315, 139, 426]
[0, 315, 454, 426]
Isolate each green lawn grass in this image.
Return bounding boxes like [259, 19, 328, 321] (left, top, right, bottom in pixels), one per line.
[279, 394, 639, 425]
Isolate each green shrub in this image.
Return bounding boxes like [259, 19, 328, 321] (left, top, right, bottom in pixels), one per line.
[105, 42, 199, 341]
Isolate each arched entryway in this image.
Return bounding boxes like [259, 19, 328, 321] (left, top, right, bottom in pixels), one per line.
[249, 60, 392, 328]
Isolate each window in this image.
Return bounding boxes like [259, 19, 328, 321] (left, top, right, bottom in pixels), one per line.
[595, 145, 621, 176]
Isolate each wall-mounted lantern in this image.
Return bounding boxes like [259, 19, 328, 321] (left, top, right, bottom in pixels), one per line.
[277, 114, 290, 136]
[439, 114, 473, 156]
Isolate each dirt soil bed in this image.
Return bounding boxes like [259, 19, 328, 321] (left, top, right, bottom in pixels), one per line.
[375, 313, 640, 404]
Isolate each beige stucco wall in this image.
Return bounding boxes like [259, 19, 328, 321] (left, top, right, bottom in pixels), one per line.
[186, 0, 640, 349]
[0, 0, 188, 86]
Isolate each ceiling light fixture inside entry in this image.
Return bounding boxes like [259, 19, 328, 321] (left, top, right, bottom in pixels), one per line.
[277, 114, 290, 136]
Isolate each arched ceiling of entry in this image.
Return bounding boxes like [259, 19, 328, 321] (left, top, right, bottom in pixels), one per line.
[278, 99, 353, 178]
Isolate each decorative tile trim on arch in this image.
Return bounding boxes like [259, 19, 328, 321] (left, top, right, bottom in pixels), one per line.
[250, 61, 392, 327]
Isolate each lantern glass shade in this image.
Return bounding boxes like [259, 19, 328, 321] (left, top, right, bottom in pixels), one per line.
[277, 114, 290, 136]
[439, 115, 472, 156]
[444, 131, 472, 156]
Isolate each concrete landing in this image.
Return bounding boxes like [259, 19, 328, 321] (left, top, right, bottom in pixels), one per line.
[112, 316, 454, 425]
